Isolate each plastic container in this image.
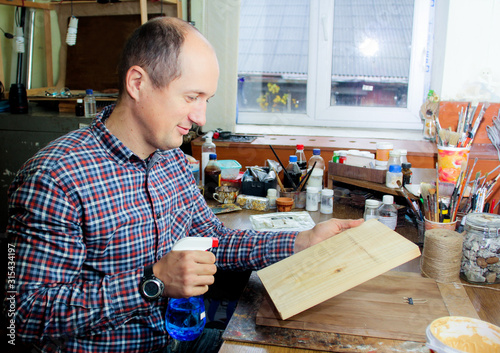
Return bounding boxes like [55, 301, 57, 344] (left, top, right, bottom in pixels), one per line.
[399, 149, 408, 164]
[204, 153, 221, 199]
[84, 89, 96, 118]
[378, 195, 397, 230]
[217, 160, 242, 180]
[332, 151, 340, 163]
[387, 150, 401, 169]
[320, 189, 334, 214]
[185, 155, 200, 185]
[267, 188, 277, 210]
[201, 136, 216, 186]
[363, 199, 380, 221]
[426, 316, 500, 353]
[376, 142, 393, 162]
[307, 149, 325, 189]
[283, 155, 301, 189]
[386, 164, 403, 188]
[165, 238, 218, 341]
[461, 213, 500, 284]
[295, 144, 307, 177]
[306, 186, 319, 212]
[338, 151, 347, 164]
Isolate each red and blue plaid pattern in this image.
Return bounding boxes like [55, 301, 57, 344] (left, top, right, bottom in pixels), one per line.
[6, 105, 296, 352]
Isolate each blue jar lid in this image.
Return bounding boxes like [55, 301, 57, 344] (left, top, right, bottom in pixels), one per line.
[388, 164, 402, 173]
[86, 89, 93, 95]
[289, 155, 297, 162]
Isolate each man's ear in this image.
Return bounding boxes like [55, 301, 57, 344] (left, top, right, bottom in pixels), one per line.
[125, 65, 147, 101]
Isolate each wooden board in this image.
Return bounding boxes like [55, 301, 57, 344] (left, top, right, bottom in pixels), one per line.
[256, 272, 449, 342]
[256, 219, 421, 320]
[328, 162, 386, 184]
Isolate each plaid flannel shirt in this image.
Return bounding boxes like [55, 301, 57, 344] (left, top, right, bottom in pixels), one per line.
[6, 105, 297, 353]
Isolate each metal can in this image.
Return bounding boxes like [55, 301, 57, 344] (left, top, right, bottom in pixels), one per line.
[460, 213, 500, 284]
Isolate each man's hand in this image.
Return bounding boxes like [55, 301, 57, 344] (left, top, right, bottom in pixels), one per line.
[294, 218, 364, 253]
[153, 250, 217, 298]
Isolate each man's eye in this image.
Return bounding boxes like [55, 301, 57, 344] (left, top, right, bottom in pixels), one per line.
[188, 96, 199, 102]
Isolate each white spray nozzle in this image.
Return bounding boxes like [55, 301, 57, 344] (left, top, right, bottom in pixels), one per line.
[172, 237, 219, 251]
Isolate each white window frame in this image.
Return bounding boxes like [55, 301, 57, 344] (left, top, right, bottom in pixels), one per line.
[237, 0, 431, 131]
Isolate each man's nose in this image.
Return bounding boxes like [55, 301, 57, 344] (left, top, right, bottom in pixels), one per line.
[189, 102, 207, 126]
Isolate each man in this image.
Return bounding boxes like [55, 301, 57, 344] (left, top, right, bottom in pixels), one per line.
[5, 17, 363, 352]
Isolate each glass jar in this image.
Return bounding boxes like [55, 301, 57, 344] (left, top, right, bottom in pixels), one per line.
[461, 213, 500, 284]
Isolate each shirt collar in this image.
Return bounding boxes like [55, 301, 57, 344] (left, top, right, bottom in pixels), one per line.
[91, 104, 172, 165]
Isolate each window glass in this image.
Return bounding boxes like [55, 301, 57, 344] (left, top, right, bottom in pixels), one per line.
[238, 0, 309, 115]
[331, 0, 414, 108]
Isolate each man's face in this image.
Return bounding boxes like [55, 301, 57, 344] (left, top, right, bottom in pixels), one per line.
[138, 32, 219, 151]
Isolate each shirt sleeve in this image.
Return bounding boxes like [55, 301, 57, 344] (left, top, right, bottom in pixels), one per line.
[6, 169, 153, 344]
[188, 187, 298, 270]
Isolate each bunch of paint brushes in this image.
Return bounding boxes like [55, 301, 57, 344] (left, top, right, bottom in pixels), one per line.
[415, 159, 500, 224]
[436, 102, 489, 148]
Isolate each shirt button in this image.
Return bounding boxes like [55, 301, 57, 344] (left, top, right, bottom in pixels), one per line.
[156, 213, 161, 219]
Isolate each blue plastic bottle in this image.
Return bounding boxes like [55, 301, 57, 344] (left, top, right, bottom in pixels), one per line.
[165, 237, 219, 341]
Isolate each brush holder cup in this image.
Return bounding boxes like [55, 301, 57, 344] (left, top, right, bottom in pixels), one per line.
[437, 146, 470, 183]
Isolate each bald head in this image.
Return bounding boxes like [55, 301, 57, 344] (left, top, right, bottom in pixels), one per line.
[117, 17, 210, 97]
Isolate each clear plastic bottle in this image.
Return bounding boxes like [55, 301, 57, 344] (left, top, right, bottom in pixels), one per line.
[84, 89, 96, 118]
[377, 195, 398, 230]
[307, 149, 325, 189]
[201, 136, 216, 186]
[363, 199, 380, 221]
[204, 153, 221, 199]
[283, 155, 301, 189]
[320, 188, 334, 214]
[295, 144, 307, 177]
[387, 150, 401, 169]
[332, 151, 340, 163]
[399, 149, 408, 165]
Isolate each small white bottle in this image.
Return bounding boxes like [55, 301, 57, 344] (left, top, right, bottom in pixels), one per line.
[363, 199, 380, 221]
[267, 188, 277, 210]
[377, 195, 398, 230]
[320, 188, 334, 214]
[306, 186, 319, 212]
[84, 89, 96, 118]
[387, 150, 401, 169]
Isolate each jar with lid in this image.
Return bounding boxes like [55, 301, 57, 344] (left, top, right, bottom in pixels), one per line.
[338, 151, 347, 164]
[363, 199, 380, 221]
[306, 186, 319, 212]
[402, 163, 412, 186]
[376, 142, 393, 162]
[386, 165, 402, 188]
[461, 213, 500, 284]
[204, 153, 221, 199]
[332, 151, 340, 163]
[267, 188, 277, 210]
[320, 189, 334, 214]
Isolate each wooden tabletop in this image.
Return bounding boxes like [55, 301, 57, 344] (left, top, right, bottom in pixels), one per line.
[214, 204, 500, 353]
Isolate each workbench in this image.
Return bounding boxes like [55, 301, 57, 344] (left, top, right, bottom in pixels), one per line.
[213, 204, 500, 353]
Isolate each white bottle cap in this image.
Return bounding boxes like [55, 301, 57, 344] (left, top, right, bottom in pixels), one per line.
[382, 195, 394, 204]
[321, 188, 334, 196]
[365, 199, 380, 207]
[267, 188, 277, 197]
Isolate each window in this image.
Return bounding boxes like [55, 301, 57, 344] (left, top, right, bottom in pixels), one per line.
[237, 0, 432, 131]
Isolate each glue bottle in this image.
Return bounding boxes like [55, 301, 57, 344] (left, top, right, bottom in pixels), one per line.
[165, 237, 219, 341]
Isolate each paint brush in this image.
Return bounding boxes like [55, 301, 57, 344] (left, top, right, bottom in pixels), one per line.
[269, 145, 297, 190]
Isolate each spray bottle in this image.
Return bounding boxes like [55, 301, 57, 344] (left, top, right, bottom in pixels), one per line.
[165, 237, 219, 341]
